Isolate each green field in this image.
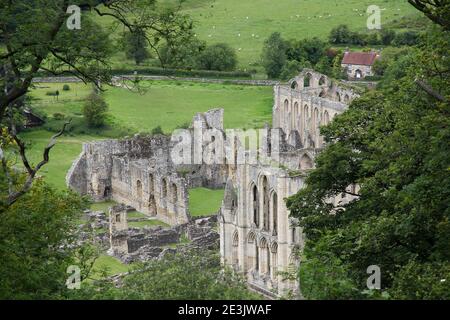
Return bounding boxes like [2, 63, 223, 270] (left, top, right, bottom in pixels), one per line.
[128, 219, 170, 228]
[91, 254, 131, 278]
[189, 187, 225, 217]
[97, 0, 420, 71]
[185, 0, 420, 68]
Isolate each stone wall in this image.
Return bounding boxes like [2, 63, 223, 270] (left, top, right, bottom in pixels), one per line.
[67, 109, 230, 226]
[219, 70, 358, 298]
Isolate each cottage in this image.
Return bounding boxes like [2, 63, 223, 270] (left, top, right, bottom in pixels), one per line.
[341, 51, 380, 80]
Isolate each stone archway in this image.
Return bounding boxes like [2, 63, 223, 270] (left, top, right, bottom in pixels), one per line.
[232, 231, 239, 268]
[300, 154, 313, 170]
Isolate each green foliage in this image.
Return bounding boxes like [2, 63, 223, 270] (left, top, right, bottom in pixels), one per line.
[160, 38, 207, 70]
[286, 27, 450, 300]
[287, 37, 329, 65]
[392, 31, 421, 46]
[83, 92, 109, 128]
[151, 125, 164, 135]
[279, 60, 311, 81]
[120, 28, 151, 65]
[380, 29, 396, 46]
[62, 84, 70, 91]
[0, 180, 89, 299]
[196, 43, 238, 71]
[261, 32, 288, 79]
[71, 250, 260, 300]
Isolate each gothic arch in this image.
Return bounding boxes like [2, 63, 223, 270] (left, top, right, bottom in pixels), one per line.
[293, 101, 299, 129]
[303, 104, 309, 131]
[344, 94, 350, 103]
[300, 154, 313, 170]
[247, 231, 258, 271]
[232, 230, 239, 267]
[136, 180, 143, 199]
[304, 73, 312, 87]
[271, 191, 278, 235]
[313, 107, 319, 133]
[319, 75, 326, 86]
[323, 110, 330, 125]
[270, 242, 278, 279]
[251, 183, 259, 227]
[171, 183, 178, 203]
[259, 237, 270, 275]
[284, 99, 289, 113]
[161, 178, 168, 198]
[148, 173, 154, 193]
[261, 176, 270, 231]
[291, 81, 299, 90]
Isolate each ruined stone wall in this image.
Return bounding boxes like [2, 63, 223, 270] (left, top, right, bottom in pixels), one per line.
[273, 69, 358, 151]
[219, 163, 305, 297]
[219, 70, 358, 298]
[67, 109, 229, 227]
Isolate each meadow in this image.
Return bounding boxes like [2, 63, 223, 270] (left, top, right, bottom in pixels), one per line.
[101, 0, 421, 71]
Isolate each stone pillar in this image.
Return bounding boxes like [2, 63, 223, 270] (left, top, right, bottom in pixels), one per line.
[109, 205, 128, 256]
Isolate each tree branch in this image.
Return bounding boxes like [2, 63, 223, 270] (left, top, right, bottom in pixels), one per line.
[6, 119, 71, 206]
[414, 78, 447, 102]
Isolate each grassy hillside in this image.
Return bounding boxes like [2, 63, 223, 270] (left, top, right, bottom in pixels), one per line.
[101, 0, 420, 71]
[180, 0, 419, 68]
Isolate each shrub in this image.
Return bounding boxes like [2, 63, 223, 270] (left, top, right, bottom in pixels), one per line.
[393, 31, 420, 46]
[53, 112, 65, 120]
[196, 43, 237, 71]
[83, 92, 108, 128]
[261, 32, 288, 79]
[62, 84, 70, 91]
[151, 126, 164, 135]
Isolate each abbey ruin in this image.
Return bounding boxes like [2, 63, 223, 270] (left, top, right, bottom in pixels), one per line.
[67, 69, 358, 298]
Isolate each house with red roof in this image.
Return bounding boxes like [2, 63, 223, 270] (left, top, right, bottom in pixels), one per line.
[341, 50, 380, 80]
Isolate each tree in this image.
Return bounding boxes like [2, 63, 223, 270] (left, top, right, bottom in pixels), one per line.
[279, 60, 311, 80]
[0, 179, 89, 299]
[83, 92, 109, 128]
[381, 29, 396, 45]
[286, 27, 450, 299]
[160, 38, 206, 69]
[121, 28, 151, 65]
[408, 0, 450, 30]
[72, 250, 261, 300]
[0, 0, 193, 205]
[329, 25, 352, 44]
[287, 37, 329, 65]
[262, 32, 288, 79]
[196, 43, 237, 71]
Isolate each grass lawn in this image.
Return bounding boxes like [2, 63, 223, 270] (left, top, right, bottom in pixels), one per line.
[176, 0, 420, 69]
[103, 81, 273, 132]
[90, 201, 118, 212]
[30, 81, 273, 134]
[189, 187, 224, 217]
[94, 0, 420, 71]
[91, 254, 131, 278]
[127, 211, 148, 219]
[128, 219, 170, 228]
[18, 130, 100, 190]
